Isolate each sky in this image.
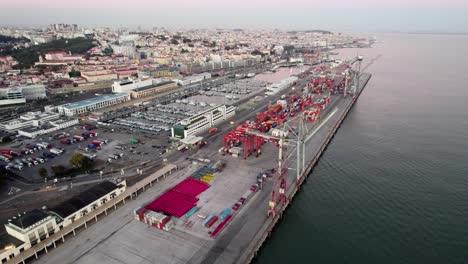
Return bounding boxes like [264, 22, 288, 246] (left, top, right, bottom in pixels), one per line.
[1, 0, 468, 33]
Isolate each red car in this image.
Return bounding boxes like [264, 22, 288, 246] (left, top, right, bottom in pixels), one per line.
[250, 184, 259, 192]
[238, 197, 246, 205]
[232, 203, 241, 211]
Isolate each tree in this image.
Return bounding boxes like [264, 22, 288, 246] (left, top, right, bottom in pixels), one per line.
[69, 153, 93, 170]
[69, 68, 81, 77]
[251, 50, 262, 55]
[102, 47, 113, 55]
[38, 167, 48, 178]
[170, 39, 179, 45]
[182, 38, 192, 43]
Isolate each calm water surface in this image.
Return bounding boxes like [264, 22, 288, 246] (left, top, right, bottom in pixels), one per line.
[254, 33, 468, 264]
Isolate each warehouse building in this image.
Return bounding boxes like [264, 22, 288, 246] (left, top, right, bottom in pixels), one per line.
[48, 180, 127, 228]
[265, 76, 298, 95]
[176, 72, 211, 86]
[0, 85, 46, 106]
[0, 111, 78, 138]
[56, 92, 130, 116]
[172, 105, 236, 139]
[129, 81, 177, 99]
[0, 180, 127, 263]
[1, 209, 59, 263]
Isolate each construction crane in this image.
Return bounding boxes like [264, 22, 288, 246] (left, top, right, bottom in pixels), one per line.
[343, 54, 380, 97]
[245, 99, 336, 217]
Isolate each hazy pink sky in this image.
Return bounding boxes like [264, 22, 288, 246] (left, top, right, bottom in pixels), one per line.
[3, 0, 468, 9]
[2, 0, 467, 32]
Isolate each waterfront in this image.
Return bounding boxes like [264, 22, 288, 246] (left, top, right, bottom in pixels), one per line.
[255, 33, 468, 264]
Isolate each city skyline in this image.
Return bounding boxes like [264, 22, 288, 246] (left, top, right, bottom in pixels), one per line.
[1, 0, 468, 33]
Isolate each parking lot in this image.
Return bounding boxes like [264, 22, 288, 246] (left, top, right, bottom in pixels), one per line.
[104, 78, 268, 137]
[0, 125, 157, 182]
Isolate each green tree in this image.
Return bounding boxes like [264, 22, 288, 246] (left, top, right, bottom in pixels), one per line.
[69, 153, 93, 170]
[38, 167, 48, 178]
[170, 39, 179, 45]
[69, 68, 81, 77]
[102, 47, 113, 55]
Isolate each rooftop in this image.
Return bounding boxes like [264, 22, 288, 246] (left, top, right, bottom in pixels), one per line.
[8, 209, 50, 230]
[132, 81, 175, 92]
[61, 92, 129, 110]
[49, 181, 119, 219]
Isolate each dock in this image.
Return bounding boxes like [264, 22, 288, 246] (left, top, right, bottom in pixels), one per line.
[8, 73, 372, 264]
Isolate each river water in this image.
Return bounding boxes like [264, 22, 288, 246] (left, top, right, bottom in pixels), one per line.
[253, 34, 468, 264]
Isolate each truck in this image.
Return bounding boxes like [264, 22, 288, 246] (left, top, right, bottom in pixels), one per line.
[50, 148, 63, 155]
[21, 149, 32, 155]
[28, 143, 43, 151]
[2, 153, 13, 160]
[0, 149, 14, 155]
[25, 145, 38, 152]
[37, 142, 51, 149]
[109, 154, 120, 160]
[21, 159, 33, 167]
[91, 141, 104, 147]
[73, 135, 85, 141]
[129, 138, 141, 144]
[60, 139, 71, 145]
[41, 142, 52, 149]
[53, 132, 69, 139]
[0, 155, 10, 162]
[82, 153, 97, 160]
[88, 131, 98, 137]
[8, 163, 23, 171]
[27, 158, 38, 166]
[31, 157, 45, 164]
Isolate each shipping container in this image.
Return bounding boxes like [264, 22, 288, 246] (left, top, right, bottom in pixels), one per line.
[205, 216, 218, 228]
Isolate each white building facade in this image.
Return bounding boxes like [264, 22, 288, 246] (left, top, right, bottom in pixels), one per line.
[172, 105, 235, 139]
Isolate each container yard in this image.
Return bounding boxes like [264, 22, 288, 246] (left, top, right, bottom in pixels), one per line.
[6, 58, 373, 264]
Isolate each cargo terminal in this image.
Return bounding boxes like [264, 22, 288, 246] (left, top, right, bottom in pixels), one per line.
[1, 56, 375, 264]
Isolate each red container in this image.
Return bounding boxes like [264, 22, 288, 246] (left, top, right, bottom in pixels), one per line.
[205, 216, 218, 228]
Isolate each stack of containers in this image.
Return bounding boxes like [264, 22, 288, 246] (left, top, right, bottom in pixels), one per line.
[219, 208, 231, 220]
[143, 210, 174, 231]
[134, 207, 147, 221]
[210, 215, 233, 238]
[202, 215, 214, 227]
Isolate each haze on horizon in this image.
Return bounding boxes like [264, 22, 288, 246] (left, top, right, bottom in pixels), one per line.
[1, 0, 468, 33]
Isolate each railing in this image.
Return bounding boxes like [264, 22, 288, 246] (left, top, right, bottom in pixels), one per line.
[6, 163, 177, 264]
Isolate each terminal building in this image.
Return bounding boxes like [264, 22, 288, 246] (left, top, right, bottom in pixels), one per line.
[265, 76, 298, 95]
[0, 111, 78, 138]
[176, 72, 211, 86]
[0, 85, 46, 106]
[0, 180, 126, 263]
[56, 92, 131, 116]
[171, 105, 236, 139]
[112, 78, 178, 99]
[129, 81, 178, 99]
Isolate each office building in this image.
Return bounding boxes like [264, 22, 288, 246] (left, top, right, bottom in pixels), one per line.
[172, 105, 236, 139]
[56, 93, 130, 116]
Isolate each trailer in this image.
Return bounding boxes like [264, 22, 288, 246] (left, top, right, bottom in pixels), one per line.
[0, 155, 10, 162]
[73, 135, 85, 142]
[91, 141, 104, 147]
[50, 148, 63, 155]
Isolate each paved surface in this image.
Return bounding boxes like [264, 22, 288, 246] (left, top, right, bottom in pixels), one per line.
[12, 69, 371, 264]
